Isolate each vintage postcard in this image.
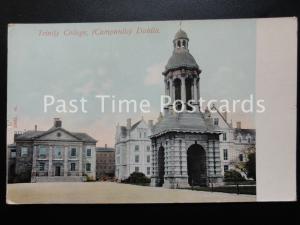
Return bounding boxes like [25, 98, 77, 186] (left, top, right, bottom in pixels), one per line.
[6, 18, 297, 203]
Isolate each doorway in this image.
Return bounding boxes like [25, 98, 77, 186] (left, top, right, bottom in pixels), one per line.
[187, 144, 207, 186]
[55, 166, 61, 176]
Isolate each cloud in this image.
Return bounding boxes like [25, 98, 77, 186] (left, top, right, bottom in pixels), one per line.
[144, 63, 165, 86]
[75, 80, 98, 95]
[75, 67, 112, 95]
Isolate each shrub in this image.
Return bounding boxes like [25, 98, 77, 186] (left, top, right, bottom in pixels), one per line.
[224, 170, 246, 183]
[122, 172, 150, 185]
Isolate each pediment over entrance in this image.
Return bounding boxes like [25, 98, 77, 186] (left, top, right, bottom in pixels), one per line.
[36, 128, 81, 142]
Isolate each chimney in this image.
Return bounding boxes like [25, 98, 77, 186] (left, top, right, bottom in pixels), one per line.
[105, 144, 107, 149]
[34, 125, 37, 131]
[236, 121, 241, 129]
[54, 118, 62, 128]
[126, 118, 131, 130]
[222, 111, 227, 122]
[148, 120, 153, 128]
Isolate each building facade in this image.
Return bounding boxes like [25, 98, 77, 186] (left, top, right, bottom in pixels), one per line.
[150, 29, 223, 189]
[12, 118, 97, 183]
[115, 118, 153, 180]
[208, 109, 256, 177]
[96, 145, 115, 179]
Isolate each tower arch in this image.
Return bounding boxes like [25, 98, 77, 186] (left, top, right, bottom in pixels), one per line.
[187, 144, 207, 186]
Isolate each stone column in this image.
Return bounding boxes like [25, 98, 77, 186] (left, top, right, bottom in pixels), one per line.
[32, 145, 37, 177]
[64, 146, 68, 176]
[197, 78, 200, 101]
[164, 79, 168, 96]
[180, 77, 186, 110]
[78, 146, 83, 176]
[150, 142, 158, 187]
[48, 145, 53, 176]
[193, 77, 198, 101]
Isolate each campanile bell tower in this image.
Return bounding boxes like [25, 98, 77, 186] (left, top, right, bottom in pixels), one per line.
[163, 29, 201, 112]
[150, 28, 223, 189]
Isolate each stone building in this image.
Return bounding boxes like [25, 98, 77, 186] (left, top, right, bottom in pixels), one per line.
[208, 108, 256, 176]
[150, 29, 223, 189]
[96, 145, 115, 179]
[7, 144, 17, 183]
[12, 118, 97, 182]
[115, 118, 153, 180]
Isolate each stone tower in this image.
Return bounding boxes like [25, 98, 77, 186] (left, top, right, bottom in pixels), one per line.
[150, 29, 223, 189]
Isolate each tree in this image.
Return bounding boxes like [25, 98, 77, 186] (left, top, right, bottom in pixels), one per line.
[122, 172, 151, 184]
[245, 151, 256, 180]
[230, 146, 256, 180]
[224, 170, 245, 182]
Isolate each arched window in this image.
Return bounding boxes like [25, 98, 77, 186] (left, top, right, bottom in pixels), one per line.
[177, 40, 181, 47]
[174, 78, 182, 110]
[182, 40, 186, 47]
[185, 78, 193, 110]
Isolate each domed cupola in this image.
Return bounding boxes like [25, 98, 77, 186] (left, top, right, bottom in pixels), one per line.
[163, 29, 200, 75]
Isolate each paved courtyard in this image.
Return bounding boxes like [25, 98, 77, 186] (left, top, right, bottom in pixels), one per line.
[7, 182, 256, 204]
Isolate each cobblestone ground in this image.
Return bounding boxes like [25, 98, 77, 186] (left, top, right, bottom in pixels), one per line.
[7, 182, 256, 204]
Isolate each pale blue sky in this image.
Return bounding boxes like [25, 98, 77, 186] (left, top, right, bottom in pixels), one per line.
[7, 19, 256, 146]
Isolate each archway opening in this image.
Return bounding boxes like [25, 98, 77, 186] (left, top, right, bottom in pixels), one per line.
[185, 78, 193, 110]
[174, 78, 182, 110]
[187, 144, 207, 186]
[157, 146, 165, 187]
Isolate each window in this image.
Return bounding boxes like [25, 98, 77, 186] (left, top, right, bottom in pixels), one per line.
[139, 132, 142, 138]
[39, 162, 45, 171]
[71, 163, 76, 171]
[144, 132, 147, 138]
[21, 147, 28, 157]
[147, 167, 151, 175]
[135, 145, 139, 151]
[239, 137, 242, 143]
[248, 138, 251, 143]
[11, 150, 16, 158]
[224, 165, 229, 172]
[239, 154, 244, 162]
[135, 167, 139, 172]
[214, 118, 219, 126]
[86, 163, 91, 172]
[54, 146, 62, 159]
[177, 40, 181, 47]
[135, 155, 139, 163]
[71, 148, 77, 157]
[86, 148, 91, 157]
[147, 155, 151, 163]
[147, 146, 150, 152]
[223, 133, 227, 141]
[57, 132, 61, 137]
[223, 149, 228, 160]
[39, 146, 47, 159]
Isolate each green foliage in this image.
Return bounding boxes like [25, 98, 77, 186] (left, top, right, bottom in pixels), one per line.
[245, 152, 256, 180]
[122, 172, 151, 185]
[224, 170, 246, 182]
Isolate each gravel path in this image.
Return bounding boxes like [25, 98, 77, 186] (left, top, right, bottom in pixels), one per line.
[7, 182, 256, 204]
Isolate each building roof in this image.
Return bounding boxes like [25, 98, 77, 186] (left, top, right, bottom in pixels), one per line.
[96, 147, 115, 152]
[151, 111, 222, 137]
[164, 29, 200, 74]
[15, 128, 97, 143]
[164, 48, 200, 74]
[174, 29, 189, 40]
[130, 120, 142, 131]
[233, 128, 256, 139]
